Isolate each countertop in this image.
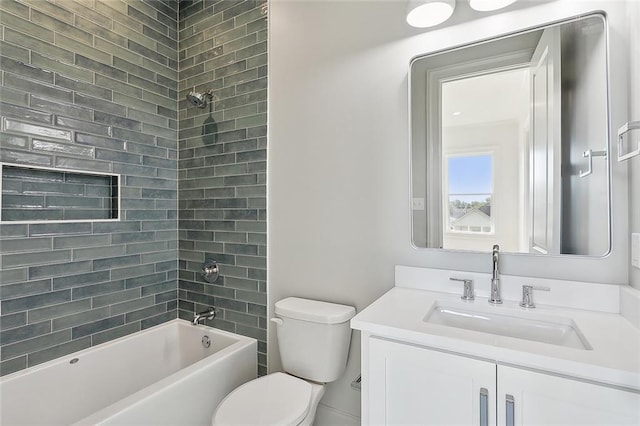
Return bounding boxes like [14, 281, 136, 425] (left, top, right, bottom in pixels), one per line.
[351, 285, 640, 391]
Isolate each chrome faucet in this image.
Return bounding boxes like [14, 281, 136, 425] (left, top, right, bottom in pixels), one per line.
[488, 244, 502, 304]
[192, 307, 216, 325]
[519, 285, 550, 308]
[450, 277, 475, 301]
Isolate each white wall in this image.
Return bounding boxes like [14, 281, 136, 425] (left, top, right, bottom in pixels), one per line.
[628, 0, 640, 290]
[268, 0, 631, 421]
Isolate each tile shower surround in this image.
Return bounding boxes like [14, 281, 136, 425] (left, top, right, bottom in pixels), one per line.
[0, 0, 267, 377]
[177, 0, 268, 376]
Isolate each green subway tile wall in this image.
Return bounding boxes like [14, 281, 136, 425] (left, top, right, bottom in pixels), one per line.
[0, 0, 179, 376]
[0, 0, 268, 378]
[177, 0, 268, 376]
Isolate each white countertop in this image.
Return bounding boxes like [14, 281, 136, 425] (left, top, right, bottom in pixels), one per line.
[351, 268, 640, 392]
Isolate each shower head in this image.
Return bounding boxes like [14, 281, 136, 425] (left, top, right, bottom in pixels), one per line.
[186, 89, 214, 109]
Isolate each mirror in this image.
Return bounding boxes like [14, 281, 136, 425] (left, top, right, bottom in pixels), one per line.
[410, 14, 610, 256]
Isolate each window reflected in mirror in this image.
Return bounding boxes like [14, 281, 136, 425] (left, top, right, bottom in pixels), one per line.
[445, 155, 493, 234]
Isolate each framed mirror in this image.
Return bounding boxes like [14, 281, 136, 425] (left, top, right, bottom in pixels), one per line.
[410, 14, 610, 256]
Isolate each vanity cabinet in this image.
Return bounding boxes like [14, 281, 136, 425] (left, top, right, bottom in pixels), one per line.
[366, 337, 640, 425]
[368, 337, 496, 425]
[497, 365, 640, 426]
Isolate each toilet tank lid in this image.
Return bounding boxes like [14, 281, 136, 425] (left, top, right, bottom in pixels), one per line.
[275, 297, 356, 324]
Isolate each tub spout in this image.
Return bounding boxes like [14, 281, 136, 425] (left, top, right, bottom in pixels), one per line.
[192, 307, 216, 325]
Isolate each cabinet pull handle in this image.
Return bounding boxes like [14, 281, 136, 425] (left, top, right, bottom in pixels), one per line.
[479, 388, 489, 426]
[506, 394, 515, 426]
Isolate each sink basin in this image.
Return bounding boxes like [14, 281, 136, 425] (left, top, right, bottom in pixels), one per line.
[424, 303, 591, 350]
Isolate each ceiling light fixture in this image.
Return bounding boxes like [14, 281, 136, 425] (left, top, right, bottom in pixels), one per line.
[406, 0, 456, 28]
[468, 0, 517, 12]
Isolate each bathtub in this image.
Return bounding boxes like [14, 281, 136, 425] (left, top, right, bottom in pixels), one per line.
[0, 319, 257, 425]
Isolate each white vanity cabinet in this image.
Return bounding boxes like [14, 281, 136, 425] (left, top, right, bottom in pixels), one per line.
[497, 365, 640, 426]
[366, 337, 640, 426]
[368, 337, 496, 425]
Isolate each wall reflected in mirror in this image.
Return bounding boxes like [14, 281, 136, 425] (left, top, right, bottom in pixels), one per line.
[410, 14, 610, 256]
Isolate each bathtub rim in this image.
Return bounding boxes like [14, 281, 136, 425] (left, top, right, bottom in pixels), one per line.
[72, 319, 257, 425]
[0, 318, 256, 384]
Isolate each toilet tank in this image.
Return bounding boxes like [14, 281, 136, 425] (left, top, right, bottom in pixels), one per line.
[274, 297, 356, 383]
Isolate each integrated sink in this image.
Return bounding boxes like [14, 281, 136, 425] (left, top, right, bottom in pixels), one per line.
[424, 303, 592, 350]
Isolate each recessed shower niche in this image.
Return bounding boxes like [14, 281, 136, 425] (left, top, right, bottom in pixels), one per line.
[0, 163, 120, 222]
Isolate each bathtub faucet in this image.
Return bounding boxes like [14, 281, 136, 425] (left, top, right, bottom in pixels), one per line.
[192, 307, 216, 325]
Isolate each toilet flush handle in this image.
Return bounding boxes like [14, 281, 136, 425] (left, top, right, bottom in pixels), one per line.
[270, 318, 284, 325]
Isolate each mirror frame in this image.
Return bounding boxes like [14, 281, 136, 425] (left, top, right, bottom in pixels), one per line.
[409, 13, 612, 258]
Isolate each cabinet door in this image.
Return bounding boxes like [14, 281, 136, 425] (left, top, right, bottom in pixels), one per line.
[497, 365, 640, 426]
[368, 337, 496, 426]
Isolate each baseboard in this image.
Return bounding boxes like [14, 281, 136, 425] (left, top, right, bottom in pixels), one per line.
[314, 403, 360, 426]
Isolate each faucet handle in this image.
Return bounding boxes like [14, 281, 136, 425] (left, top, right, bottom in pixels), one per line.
[450, 277, 475, 301]
[519, 285, 550, 308]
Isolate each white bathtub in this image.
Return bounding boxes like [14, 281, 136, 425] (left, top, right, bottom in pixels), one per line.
[0, 319, 257, 425]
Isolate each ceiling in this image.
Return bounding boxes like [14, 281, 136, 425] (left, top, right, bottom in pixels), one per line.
[441, 67, 530, 128]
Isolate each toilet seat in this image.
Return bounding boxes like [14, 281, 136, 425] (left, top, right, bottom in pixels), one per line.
[212, 372, 313, 426]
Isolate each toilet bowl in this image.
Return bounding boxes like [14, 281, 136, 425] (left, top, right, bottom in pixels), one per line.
[211, 297, 355, 426]
[212, 372, 325, 426]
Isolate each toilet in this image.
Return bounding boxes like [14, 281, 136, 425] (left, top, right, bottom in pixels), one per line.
[212, 297, 356, 426]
